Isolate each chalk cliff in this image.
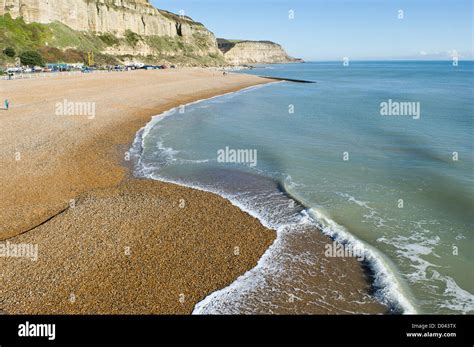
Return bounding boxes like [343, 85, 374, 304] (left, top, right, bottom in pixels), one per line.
[1, 0, 208, 38]
[1, 0, 222, 63]
[217, 39, 301, 65]
[1, 0, 300, 66]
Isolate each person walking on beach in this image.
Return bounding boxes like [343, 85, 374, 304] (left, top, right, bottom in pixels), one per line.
[5, 99, 9, 110]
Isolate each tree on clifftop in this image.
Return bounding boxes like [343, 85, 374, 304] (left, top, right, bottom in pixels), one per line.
[19, 51, 45, 67]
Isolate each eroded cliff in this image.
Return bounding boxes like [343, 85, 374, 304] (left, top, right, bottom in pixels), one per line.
[217, 39, 301, 65]
[1, 1, 300, 66]
[1, 0, 223, 65]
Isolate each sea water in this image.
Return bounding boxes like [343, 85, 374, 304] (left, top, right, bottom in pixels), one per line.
[134, 61, 473, 314]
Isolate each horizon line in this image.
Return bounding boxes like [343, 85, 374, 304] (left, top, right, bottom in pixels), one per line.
[297, 59, 474, 62]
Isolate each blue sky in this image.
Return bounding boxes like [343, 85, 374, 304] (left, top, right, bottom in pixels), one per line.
[152, 0, 473, 61]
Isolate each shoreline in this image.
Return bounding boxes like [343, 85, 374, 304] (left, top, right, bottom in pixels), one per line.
[0, 69, 277, 314]
[132, 89, 392, 314]
[0, 68, 272, 240]
[1, 68, 386, 314]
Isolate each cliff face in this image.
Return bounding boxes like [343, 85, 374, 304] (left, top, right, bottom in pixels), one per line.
[2, 0, 202, 37]
[217, 39, 301, 65]
[1, 0, 223, 62]
[1, 1, 299, 66]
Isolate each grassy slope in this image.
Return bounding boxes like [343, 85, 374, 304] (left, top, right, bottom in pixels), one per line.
[0, 14, 225, 66]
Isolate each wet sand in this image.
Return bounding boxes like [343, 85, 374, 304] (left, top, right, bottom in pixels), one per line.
[0, 68, 386, 314]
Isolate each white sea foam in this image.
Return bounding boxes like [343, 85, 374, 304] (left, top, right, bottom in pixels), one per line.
[133, 82, 280, 173]
[333, 192, 470, 314]
[439, 274, 474, 313]
[378, 226, 474, 314]
[131, 84, 419, 315]
[337, 192, 387, 228]
[307, 207, 418, 314]
[377, 224, 442, 284]
[337, 192, 371, 209]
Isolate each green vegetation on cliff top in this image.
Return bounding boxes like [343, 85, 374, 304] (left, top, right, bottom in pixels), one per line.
[0, 13, 224, 66]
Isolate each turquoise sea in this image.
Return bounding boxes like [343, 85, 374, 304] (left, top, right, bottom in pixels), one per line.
[133, 61, 473, 314]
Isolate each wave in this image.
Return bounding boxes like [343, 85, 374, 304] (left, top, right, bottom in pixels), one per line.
[305, 207, 417, 314]
[130, 87, 418, 315]
[131, 82, 280, 173]
[437, 273, 474, 313]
